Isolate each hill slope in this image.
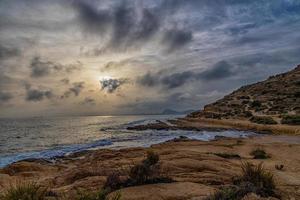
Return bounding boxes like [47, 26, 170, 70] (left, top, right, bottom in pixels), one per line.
[188, 65, 300, 125]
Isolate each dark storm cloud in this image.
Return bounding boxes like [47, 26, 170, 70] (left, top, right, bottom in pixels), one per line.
[137, 61, 236, 89]
[62, 82, 85, 98]
[73, 0, 112, 34]
[74, 0, 192, 53]
[29, 57, 82, 78]
[161, 71, 195, 89]
[162, 29, 193, 53]
[199, 61, 235, 80]
[100, 78, 129, 93]
[0, 91, 13, 103]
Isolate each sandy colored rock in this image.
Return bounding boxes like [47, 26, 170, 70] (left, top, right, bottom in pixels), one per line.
[112, 182, 214, 200]
[0, 135, 300, 199]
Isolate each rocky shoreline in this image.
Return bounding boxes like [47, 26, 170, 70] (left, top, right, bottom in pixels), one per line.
[1, 134, 300, 199]
[127, 117, 300, 135]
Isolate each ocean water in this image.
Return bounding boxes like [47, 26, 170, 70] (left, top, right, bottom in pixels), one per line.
[0, 115, 254, 168]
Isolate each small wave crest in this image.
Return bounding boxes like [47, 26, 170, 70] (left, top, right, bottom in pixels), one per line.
[0, 139, 112, 168]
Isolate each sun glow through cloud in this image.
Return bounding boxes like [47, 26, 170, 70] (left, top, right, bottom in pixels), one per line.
[0, 0, 299, 117]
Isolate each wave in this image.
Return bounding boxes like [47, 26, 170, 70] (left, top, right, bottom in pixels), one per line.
[0, 139, 112, 168]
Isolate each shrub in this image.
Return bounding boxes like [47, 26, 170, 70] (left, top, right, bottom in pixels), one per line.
[214, 153, 241, 159]
[294, 92, 300, 98]
[76, 189, 121, 200]
[250, 148, 270, 159]
[129, 163, 150, 185]
[243, 111, 253, 118]
[103, 151, 172, 192]
[250, 116, 277, 125]
[103, 172, 123, 191]
[234, 162, 276, 197]
[143, 151, 159, 166]
[281, 115, 300, 125]
[205, 186, 240, 200]
[206, 162, 277, 200]
[129, 151, 160, 185]
[250, 100, 261, 108]
[128, 151, 172, 186]
[275, 164, 284, 171]
[0, 182, 47, 200]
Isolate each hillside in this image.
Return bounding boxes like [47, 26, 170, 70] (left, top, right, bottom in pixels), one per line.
[188, 65, 300, 125]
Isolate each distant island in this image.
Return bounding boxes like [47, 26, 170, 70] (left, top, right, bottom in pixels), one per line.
[161, 109, 195, 115]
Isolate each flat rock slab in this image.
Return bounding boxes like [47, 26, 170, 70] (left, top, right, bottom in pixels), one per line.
[113, 182, 214, 200]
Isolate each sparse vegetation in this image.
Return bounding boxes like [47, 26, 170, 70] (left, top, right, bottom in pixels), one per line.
[250, 100, 261, 108]
[127, 150, 172, 186]
[281, 115, 300, 125]
[103, 172, 123, 191]
[250, 116, 277, 125]
[103, 151, 173, 192]
[234, 162, 276, 197]
[205, 186, 240, 200]
[275, 164, 284, 171]
[206, 162, 278, 200]
[75, 189, 121, 200]
[250, 148, 270, 159]
[214, 153, 241, 159]
[0, 182, 47, 200]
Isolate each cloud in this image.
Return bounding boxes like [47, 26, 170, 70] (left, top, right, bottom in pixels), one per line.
[74, 0, 192, 53]
[137, 61, 236, 89]
[199, 61, 236, 80]
[80, 97, 96, 106]
[61, 81, 85, 98]
[73, 0, 112, 34]
[30, 56, 53, 77]
[0, 91, 13, 103]
[0, 45, 20, 60]
[100, 78, 129, 93]
[162, 29, 193, 53]
[25, 84, 54, 102]
[29, 57, 82, 78]
[60, 78, 70, 85]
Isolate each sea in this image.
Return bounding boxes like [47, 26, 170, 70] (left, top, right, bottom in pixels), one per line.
[0, 115, 255, 168]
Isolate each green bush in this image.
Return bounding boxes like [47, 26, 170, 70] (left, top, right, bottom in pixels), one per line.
[0, 182, 47, 200]
[281, 115, 300, 125]
[250, 148, 270, 159]
[250, 116, 277, 125]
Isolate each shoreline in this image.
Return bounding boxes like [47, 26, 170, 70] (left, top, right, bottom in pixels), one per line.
[1, 133, 300, 199]
[127, 117, 300, 135]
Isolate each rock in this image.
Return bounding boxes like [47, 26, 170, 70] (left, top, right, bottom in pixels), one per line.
[112, 182, 214, 200]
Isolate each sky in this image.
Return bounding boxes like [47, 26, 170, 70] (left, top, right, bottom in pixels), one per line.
[0, 0, 300, 117]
